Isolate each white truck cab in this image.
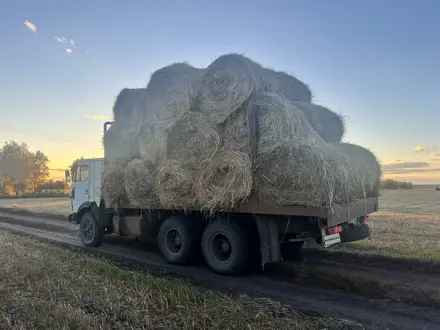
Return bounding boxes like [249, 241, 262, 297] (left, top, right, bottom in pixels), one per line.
[68, 158, 104, 214]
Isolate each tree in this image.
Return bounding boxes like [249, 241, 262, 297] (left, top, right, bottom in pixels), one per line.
[0, 141, 33, 196]
[29, 150, 50, 193]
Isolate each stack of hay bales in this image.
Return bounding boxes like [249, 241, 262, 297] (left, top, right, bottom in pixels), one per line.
[102, 53, 381, 212]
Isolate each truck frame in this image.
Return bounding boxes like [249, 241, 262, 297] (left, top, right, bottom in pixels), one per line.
[67, 104, 378, 275]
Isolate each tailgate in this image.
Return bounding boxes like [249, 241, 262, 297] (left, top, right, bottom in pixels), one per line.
[326, 197, 378, 227]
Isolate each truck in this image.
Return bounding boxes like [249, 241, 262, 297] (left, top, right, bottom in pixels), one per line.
[66, 119, 378, 276]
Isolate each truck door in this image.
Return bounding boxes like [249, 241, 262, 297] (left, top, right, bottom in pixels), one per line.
[71, 164, 90, 212]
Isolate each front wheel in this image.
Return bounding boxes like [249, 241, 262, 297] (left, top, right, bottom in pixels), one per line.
[79, 212, 105, 247]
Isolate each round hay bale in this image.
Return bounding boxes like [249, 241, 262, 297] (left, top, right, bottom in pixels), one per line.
[197, 53, 260, 124]
[330, 143, 381, 203]
[113, 88, 148, 121]
[137, 123, 167, 164]
[167, 111, 220, 164]
[154, 159, 196, 209]
[222, 110, 249, 152]
[292, 101, 346, 143]
[102, 161, 127, 208]
[271, 70, 312, 103]
[103, 119, 141, 163]
[124, 159, 156, 208]
[195, 150, 253, 212]
[250, 92, 318, 155]
[146, 62, 204, 128]
[255, 143, 337, 207]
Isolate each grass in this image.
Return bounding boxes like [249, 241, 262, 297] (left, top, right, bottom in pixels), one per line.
[335, 189, 440, 262]
[0, 197, 70, 216]
[0, 231, 360, 330]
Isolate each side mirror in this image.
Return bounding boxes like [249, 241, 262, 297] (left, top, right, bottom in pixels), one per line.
[65, 170, 71, 183]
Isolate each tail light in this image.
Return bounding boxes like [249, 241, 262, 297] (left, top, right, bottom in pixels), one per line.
[363, 216, 369, 223]
[327, 225, 342, 235]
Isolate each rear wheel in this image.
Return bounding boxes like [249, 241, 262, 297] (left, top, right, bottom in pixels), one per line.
[340, 223, 371, 243]
[201, 219, 251, 276]
[157, 215, 203, 266]
[79, 211, 105, 247]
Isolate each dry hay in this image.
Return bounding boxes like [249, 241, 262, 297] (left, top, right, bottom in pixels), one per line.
[330, 143, 381, 202]
[154, 159, 196, 209]
[113, 88, 148, 120]
[271, 70, 312, 103]
[255, 143, 337, 207]
[103, 119, 141, 163]
[137, 123, 167, 164]
[251, 92, 318, 155]
[146, 62, 204, 128]
[222, 109, 249, 152]
[255, 141, 381, 207]
[166, 111, 220, 164]
[292, 101, 346, 143]
[194, 150, 253, 212]
[197, 53, 260, 124]
[102, 161, 127, 208]
[124, 159, 157, 208]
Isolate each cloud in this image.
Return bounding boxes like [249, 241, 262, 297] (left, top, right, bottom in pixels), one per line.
[414, 145, 437, 153]
[70, 40, 76, 48]
[86, 115, 110, 120]
[65, 48, 73, 54]
[54, 36, 66, 43]
[431, 154, 440, 161]
[382, 162, 430, 170]
[24, 20, 37, 33]
[382, 161, 440, 174]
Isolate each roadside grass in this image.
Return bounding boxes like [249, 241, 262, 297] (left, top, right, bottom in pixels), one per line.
[326, 189, 440, 262]
[336, 210, 440, 262]
[0, 197, 70, 216]
[0, 231, 361, 330]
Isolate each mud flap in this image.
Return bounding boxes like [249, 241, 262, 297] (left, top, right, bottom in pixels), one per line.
[255, 215, 281, 269]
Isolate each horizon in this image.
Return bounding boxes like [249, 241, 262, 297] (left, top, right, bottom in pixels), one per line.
[1, 1, 440, 184]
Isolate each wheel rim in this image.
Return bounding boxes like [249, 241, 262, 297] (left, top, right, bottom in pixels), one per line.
[165, 229, 182, 255]
[81, 217, 95, 243]
[210, 233, 232, 263]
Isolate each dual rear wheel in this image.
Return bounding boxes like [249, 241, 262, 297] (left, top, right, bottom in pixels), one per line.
[157, 216, 252, 275]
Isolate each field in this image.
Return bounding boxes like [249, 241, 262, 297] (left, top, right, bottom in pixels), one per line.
[0, 230, 358, 330]
[0, 189, 439, 262]
[338, 189, 440, 262]
[0, 197, 70, 216]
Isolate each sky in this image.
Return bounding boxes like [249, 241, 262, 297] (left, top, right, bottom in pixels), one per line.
[1, 0, 440, 183]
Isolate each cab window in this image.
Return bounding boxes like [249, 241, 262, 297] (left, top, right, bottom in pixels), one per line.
[74, 165, 89, 182]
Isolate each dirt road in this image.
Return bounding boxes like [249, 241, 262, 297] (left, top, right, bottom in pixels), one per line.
[0, 210, 439, 329]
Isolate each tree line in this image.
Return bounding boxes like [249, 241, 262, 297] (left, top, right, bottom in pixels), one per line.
[382, 179, 413, 190]
[0, 140, 66, 197]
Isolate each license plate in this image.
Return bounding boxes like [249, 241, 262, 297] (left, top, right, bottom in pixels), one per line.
[323, 233, 341, 247]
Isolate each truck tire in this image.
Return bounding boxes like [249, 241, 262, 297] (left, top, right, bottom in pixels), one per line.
[340, 224, 371, 243]
[201, 219, 251, 276]
[157, 215, 203, 266]
[79, 211, 105, 247]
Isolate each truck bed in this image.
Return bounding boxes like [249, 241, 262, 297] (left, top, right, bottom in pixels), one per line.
[118, 196, 379, 227]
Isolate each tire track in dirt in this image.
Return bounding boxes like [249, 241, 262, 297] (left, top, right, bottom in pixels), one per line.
[0, 214, 440, 329]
